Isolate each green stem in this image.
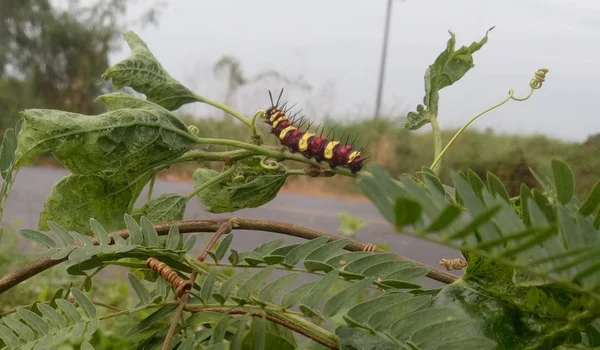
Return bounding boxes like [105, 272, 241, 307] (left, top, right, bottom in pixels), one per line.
[251, 110, 265, 138]
[147, 174, 157, 204]
[185, 164, 238, 201]
[193, 94, 252, 129]
[430, 88, 534, 171]
[429, 115, 443, 174]
[285, 169, 307, 176]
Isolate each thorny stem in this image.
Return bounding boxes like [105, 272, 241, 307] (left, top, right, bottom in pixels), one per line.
[185, 164, 238, 201]
[193, 94, 253, 129]
[430, 68, 548, 172]
[0, 218, 456, 295]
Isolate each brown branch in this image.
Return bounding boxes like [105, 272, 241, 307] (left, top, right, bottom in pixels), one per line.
[198, 222, 232, 262]
[0, 218, 456, 295]
[184, 307, 338, 349]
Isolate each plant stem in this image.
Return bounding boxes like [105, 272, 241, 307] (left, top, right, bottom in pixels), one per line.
[0, 218, 457, 295]
[147, 174, 156, 204]
[197, 222, 232, 261]
[185, 164, 238, 201]
[429, 115, 443, 174]
[430, 87, 536, 171]
[193, 94, 252, 129]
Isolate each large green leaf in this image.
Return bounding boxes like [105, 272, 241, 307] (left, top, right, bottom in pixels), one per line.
[102, 31, 197, 111]
[38, 173, 149, 233]
[193, 157, 287, 213]
[336, 327, 398, 350]
[405, 27, 493, 130]
[15, 107, 196, 175]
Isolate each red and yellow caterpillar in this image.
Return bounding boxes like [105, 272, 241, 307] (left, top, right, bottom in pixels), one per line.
[263, 90, 365, 173]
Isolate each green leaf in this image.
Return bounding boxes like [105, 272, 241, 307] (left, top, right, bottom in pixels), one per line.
[323, 277, 376, 317]
[282, 236, 330, 267]
[231, 315, 251, 350]
[201, 269, 218, 303]
[128, 272, 151, 305]
[336, 327, 398, 350]
[361, 261, 412, 279]
[242, 316, 296, 350]
[233, 266, 277, 303]
[39, 174, 148, 233]
[394, 197, 422, 229]
[132, 194, 187, 223]
[255, 273, 299, 306]
[102, 31, 197, 111]
[579, 180, 600, 216]
[405, 27, 493, 130]
[124, 214, 143, 245]
[165, 225, 180, 250]
[16, 309, 49, 335]
[280, 281, 318, 309]
[15, 107, 195, 173]
[425, 204, 462, 232]
[0, 324, 20, 348]
[409, 319, 480, 349]
[90, 219, 110, 246]
[71, 288, 97, 319]
[37, 303, 67, 328]
[3, 315, 34, 341]
[183, 234, 196, 252]
[81, 341, 95, 350]
[435, 337, 497, 350]
[299, 270, 339, 316]
[445, 205, 501, 240]
[213, 272, 248, 305]
[55, 298, 82, 322]
[0, 128, 17, 179]
[46, 221, 75, 246]
[140, 216, 159, 247]
[192, 157, 288, 213]
[368, 295, 432, 331]
[551, 158, 575, 204]
[210, 314, 229, 345]
[19, 229, 56, 248]
[243, 316, 266, 350]
[126, 304, 177, 336]
[304, 239, 349, 262]
[388, 307, 461, 341]
[383, 267, 429, 281]
[342, 253, 397, 274]
[487, 171, 510, 203]
[214, 233, 233, 262]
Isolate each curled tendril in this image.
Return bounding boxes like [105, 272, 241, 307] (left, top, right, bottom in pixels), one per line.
[530, 68, 549, 89]
[232, 175, 245, 184]
[260, 157, 281, 170]
[146, 257, 192, 298]
[187, 125, 200, 135]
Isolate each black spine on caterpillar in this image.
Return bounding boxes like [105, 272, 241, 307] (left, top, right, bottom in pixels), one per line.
[263, 90, 365, 173]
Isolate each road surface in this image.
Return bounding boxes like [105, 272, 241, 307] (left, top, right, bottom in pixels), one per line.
[2, 167, 461, 288]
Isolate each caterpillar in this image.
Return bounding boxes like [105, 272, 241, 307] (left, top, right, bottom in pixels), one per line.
[263, 90, 366, 173]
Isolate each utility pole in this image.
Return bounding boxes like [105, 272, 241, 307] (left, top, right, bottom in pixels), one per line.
[374, 0, 393, 119]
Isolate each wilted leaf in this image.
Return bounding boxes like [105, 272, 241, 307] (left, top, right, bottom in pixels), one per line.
[102, 31, 197, 111]
[193, 157, 287, 213]
[15, 107, 195, 174]
[404, 27, 493, 130]
[38, 173, 148, 233]
[133, 194, 187, 224]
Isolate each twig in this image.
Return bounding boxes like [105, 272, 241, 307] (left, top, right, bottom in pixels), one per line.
[198, 222, 233, 262]
[0, 218, 456, 295]
[183, 307, 338, 349]
[162, 222, 231, 349]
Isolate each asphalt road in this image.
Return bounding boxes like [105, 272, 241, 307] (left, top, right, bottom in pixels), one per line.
[2, 167, 461, 288]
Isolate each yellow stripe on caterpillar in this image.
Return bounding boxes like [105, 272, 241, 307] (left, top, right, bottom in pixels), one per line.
[270, 110, 282, 122]
[279, 126, 297, 139]
[298, 132, 314, 152]
[324, 141, 339, 160]
[272, 116, 288, 128]
[348, 151, 361, 162]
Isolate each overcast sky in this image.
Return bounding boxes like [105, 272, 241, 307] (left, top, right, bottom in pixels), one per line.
[111, 0, 600, 142]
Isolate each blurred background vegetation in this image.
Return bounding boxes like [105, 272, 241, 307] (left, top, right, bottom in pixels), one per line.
[1, 1, 599, 347]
